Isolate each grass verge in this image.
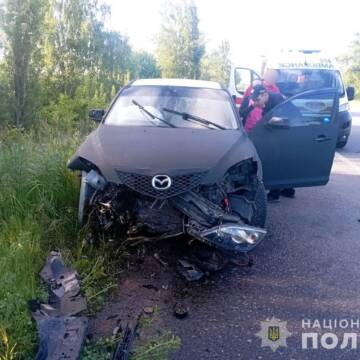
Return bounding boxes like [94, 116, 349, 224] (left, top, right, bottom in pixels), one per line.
[0, 126, 113, 358]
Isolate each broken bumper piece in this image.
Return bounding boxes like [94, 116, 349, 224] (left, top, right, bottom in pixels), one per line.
[190, 223, 267, 253]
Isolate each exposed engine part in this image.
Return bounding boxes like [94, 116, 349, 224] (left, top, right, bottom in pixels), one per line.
[171, 191, 240, 227]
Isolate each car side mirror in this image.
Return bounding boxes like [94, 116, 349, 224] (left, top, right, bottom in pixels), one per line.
[346, 86, 355, 101]
[89, 109, 105, 122]
[267, 116, 290, 129]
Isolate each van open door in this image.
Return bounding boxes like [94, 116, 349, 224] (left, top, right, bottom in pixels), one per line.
[229, 67, 261, 108]
[248, 89, 339, 189]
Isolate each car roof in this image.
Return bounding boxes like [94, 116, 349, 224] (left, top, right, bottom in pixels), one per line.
[131, 78, 223, 90]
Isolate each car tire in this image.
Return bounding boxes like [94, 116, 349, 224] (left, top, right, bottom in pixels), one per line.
[336, 138, 348, 149]
[78, 171, 93, 225]
[230, 177, 267, 228]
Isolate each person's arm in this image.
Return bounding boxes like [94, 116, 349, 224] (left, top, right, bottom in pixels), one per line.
[244, 107, 263, 133]
[243, 85, 253, 98]
[239, 96, 250, 118]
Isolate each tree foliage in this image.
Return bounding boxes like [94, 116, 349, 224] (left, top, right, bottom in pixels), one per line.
[338, 33, 360, 98]
[0, 0, 233, 129]
[201, 40, 231, 85]
[1, 0, 46, 127]
[0, 0, 162, 128]
[156, 0, 205, 79]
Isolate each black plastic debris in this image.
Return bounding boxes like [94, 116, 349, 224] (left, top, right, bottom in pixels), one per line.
[153, 252, 168, 267]
[39, 251, 87, 316]
[34, 315, 88, 360]
[173, 303, 189, 319]
[142, 284, 159, 291]
[111, 322, 139, 360]
[31, 251, 88, 360]
[177, 259, 204, 281]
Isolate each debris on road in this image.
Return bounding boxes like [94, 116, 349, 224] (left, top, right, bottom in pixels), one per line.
[153, 252, 168, 267]
[39, 250, 87, 316]
[111, 321, 139, 360]
[177, 258, 204, 281]
[173, 303, 189, 319]
[31, 251, 88, 360]
[142, 284, 159, 291]
[143, 306, 154, 315]
[33, 314, 88, 360]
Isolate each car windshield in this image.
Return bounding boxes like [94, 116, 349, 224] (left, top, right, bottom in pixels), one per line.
[276, 69, 345, 97]
[105, 85, 238, 130]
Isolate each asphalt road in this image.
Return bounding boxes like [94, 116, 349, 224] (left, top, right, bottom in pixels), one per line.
[166, 112, 360, 360]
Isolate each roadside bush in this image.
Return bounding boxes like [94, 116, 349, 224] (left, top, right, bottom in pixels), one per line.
[39, 80, 111, 133]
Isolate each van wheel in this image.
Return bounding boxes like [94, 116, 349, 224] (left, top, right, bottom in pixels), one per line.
[336, 138, 348, 149]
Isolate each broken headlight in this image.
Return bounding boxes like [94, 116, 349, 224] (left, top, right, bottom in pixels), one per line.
[201, 224, 267, 253]
[86, 169, 107, 190]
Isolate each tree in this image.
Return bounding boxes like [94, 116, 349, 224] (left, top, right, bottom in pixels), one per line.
[41, 0, 133, 101]
[1, 0, 46, 127]
[338, 33, 360, 97]
[201, 40, 231, 85]
[156, 0, 204, 79]
[131, 50, 161, 79]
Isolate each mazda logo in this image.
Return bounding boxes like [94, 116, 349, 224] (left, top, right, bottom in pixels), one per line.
[151, 174, 172, 190]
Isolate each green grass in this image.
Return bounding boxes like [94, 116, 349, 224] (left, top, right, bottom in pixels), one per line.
[131, 331, 181, 360]
[80, 331, 181, 360]
[0, 125, 112, 359]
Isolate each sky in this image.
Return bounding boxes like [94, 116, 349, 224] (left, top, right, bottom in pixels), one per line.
[108, 0, 359, 66]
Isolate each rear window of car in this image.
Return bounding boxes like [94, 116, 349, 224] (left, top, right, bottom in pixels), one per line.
[105, 85, 238, 130]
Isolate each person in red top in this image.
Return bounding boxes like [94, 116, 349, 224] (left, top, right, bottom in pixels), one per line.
[243, 68, 280, 98]
[243, 85, 269, 133]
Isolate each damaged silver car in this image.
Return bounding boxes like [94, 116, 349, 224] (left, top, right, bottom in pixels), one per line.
[68, 79, 339, 254]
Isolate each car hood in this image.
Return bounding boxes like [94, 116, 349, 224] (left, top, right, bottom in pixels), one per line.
[68, 124, 259, 183]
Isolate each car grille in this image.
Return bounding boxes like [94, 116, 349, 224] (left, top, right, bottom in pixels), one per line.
[116, 170, 207, 199]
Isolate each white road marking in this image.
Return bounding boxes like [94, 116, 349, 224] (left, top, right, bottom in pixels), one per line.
[335, 152, 360, 176]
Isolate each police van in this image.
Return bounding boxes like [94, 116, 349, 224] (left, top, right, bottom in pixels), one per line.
[228, 50, 355, 148]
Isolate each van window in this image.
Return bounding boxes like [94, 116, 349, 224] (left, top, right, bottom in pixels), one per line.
[235, 68, 252, 94]
[276, 69, 344, 97]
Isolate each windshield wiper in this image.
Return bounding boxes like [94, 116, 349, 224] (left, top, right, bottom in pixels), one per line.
[162, 107, 226, 130]
[132, 100, 176, 128]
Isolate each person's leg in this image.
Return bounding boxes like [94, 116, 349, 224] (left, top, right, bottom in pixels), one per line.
[267, 189, 280, 203]
[281, 188, 296, 198]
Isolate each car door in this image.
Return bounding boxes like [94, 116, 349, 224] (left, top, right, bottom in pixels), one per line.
[248, 89, 339, 189]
